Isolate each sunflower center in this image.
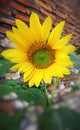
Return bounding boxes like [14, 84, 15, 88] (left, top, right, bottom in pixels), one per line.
[28, 43, 55, 68]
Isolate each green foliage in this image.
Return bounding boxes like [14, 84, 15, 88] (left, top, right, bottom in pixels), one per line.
[0, 79, 79, 130]
[38, 107, 80, 130]
[75, 47, 80, 55]
[69, 54, 80, 68]
[0, 56, 13, 76]
[72, 85, 79, 91]
[0, 80, 47, 108]
[0, 112, 24, 130]
[0, 107, 80, 130]
[0, 80, 47, 130]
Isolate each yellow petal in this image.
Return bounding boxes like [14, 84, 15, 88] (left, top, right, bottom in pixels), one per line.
[52, 64, 70, 75]
[59, 66, 70, 75]
[1, 49, 27, 63]
[56, 55, 70, 61]
[56, 45, 75, 54]
[47, 65, 58, 77]
[12, 26, 18, 32]
[12, 27, 30, 50]
[16, 19, 33, 43]
[12, 27, 29, 46]
[43, 69, 52, 83]
[16, 19, 29, 31]
[30, 12, 42, 42]
[52, 34, 72, 49]
[55, 59, 73, 67]
[18, 62, 33, 72]
[24, 66, 35, 82]
[10, 63, 22, 70]
[48, 21, 65, 44]
[43, 63, 64, 79]
[6, 31, 27, 51]
[41, 16, 52, 42]
[35, 70, 43, 87]
[55, 52, 70, 60]
[48, 63, 64, 77]
[29, 69, 43, 87]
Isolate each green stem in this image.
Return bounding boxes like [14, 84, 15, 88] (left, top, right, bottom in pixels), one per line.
[51, 77, 60, 98]
[44, 82, 52, 106]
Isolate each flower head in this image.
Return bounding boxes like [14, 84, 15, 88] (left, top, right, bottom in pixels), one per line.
[1, 12, 75, 87]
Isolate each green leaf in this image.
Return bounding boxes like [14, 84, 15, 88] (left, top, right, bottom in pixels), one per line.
[0, 80, 47, 108]
[0, 112, 24, 130]
[58, 107, 80, 130]
[69, 54, 80, 68]
[38, 109, 63, 130]
[75, 47, 80, 55]
[38, 107, 80, 130]
[0, 56, 13, 76]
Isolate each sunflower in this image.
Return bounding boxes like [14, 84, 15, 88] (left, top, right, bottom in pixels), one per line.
[1, 12, 75, 87]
